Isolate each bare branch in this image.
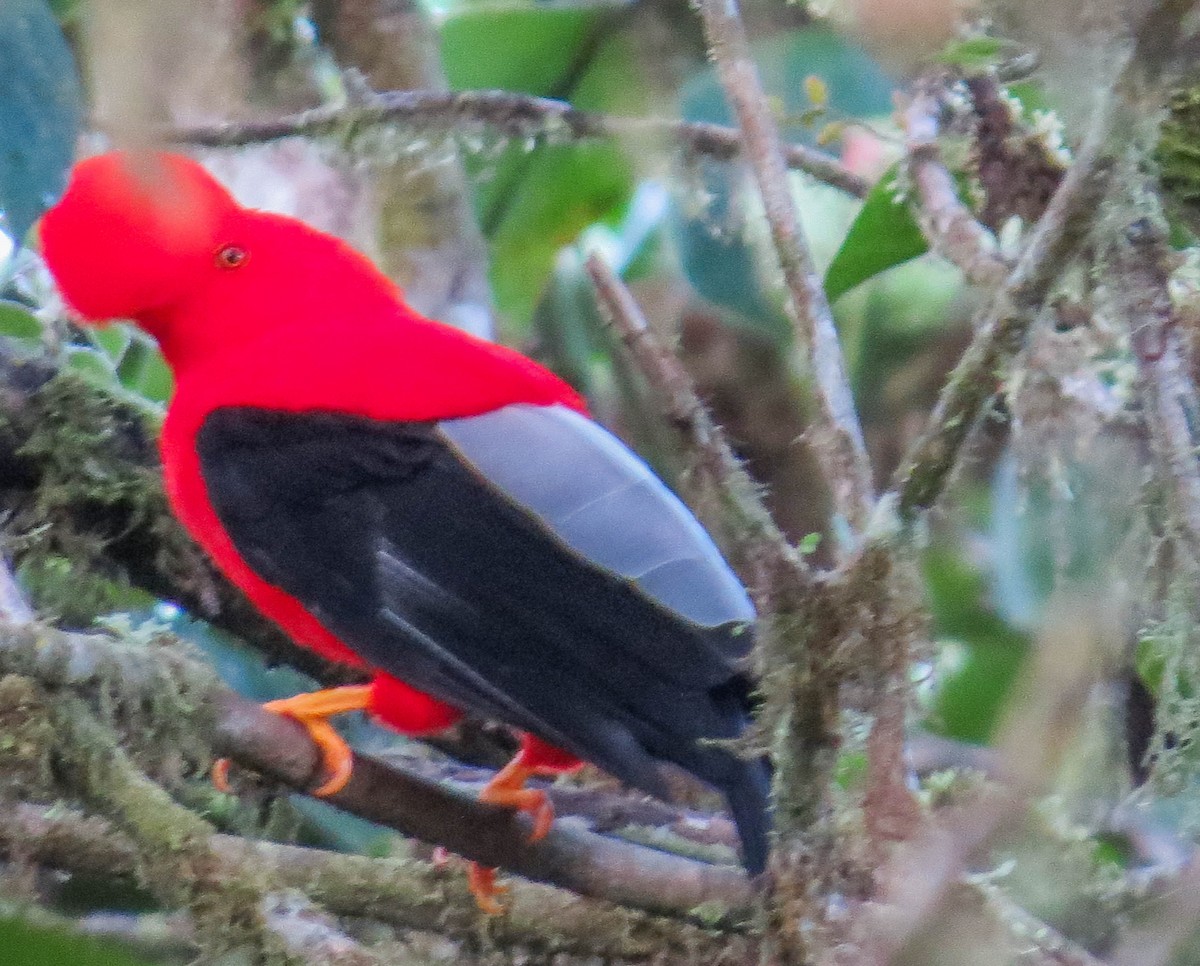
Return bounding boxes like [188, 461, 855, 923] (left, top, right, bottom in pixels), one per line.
[694, 0, 874, 542]
[215, 691, 754, 919]
[167, 88, 870, 198]
[978, 886, 1109, 966]
[585, 253, 812, 603]
[904, 77, 1011, 289]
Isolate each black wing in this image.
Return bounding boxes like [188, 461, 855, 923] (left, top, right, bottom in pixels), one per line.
[439, 403, 755, 631]
[197, 406, 769, 871]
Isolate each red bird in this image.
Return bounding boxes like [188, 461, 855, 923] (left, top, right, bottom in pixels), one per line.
[40, 152, 770, 904]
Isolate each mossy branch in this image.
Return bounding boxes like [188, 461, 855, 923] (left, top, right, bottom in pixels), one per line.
[903, 74, 1011, 290]
[0, 676, 295, 963]
[0, 620, 756, 921]
[0, 802, 756, 964]
[695, 0, 874, 544]
[890, 92, 1119, 521]
[166, 88, 870, 199]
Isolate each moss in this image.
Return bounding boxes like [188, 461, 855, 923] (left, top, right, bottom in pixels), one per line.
[1141, 577, 1200, 808]
[0, 676, 57, 800]
[2, 369, 167, 622]
[1159, 85, 1200, 218]
[49, 695, 293, 964]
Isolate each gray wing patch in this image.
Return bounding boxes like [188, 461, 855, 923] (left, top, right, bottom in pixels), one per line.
[439, 404, 755, 628]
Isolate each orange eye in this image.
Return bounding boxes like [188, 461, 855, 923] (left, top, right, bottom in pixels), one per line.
[215, 245, 248, 269]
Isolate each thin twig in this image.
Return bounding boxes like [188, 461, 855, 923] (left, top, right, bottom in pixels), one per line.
[904, 77, 1010, 289]
[585, 253, 811, 602]
[695, 0, 874, 543]
[167, 88, 870, 198]
[1117, 216, 1200, 566]
[890, 90, 1119, 521]
[858, 607, 1108, 963]
[974, 884, 1109, 966]
[1109, 852, 1200, 966]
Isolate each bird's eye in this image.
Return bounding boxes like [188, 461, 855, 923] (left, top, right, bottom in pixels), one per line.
[215, 245, 248, 269]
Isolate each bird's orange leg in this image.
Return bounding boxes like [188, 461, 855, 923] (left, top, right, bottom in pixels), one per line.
[468, 735, 583, 914]
[212, 684, 372, 797]
[479, 753, 557, 838]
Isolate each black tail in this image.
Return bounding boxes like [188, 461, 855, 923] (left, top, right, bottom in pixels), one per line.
[721, 756, 772, 875]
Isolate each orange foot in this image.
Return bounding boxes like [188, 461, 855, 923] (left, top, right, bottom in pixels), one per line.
[468, 752, 560, 915]
[212, 684, 372, 797]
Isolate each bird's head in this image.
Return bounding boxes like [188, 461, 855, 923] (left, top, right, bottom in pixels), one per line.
[40, 152, 238, 326]
[41, 151, 403, 371]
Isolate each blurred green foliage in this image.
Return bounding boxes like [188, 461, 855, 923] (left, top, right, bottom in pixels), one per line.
[922, 544, 1030, 745]
[0, 301, 42, 339]
[0, 916, 156, 966]
[1159, 84, 1200, 239]
[0, 0, 81, 246]
[675, 27, 894, 342]
[441, 6, 646, 333]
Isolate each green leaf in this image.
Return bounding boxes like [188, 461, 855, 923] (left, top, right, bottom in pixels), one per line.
[835, 750, 867, 790]
[0, 0, 83, 243]
[0, 915, 154, 966]
[132, 349, 173, 403]
[47, 0, 82, 24]
[922, 546, 1031, 744]
[1004, 80, 1051, 115]
[439, 8, 605, 96]
[936, 36, 1008, 69]
[487, 142, 633, 327]
[1091, 832, 1134, 871]
[115, 337, 172, 403]
[824, 163, 928, 303]
[65, 346, 117, 383]
[1136, 635, 1168, 698]
[442, 16, 646, 331]
[0, 301, 41, 339]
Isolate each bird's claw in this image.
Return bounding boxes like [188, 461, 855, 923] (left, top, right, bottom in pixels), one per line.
[290, 717, 354, 796]
[211, 757, 234, 793]
[467, 862, 509, 916]
[212, 685, 371, 798]
[480, 784, 554, 841]
[464, 755, 558, 914]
